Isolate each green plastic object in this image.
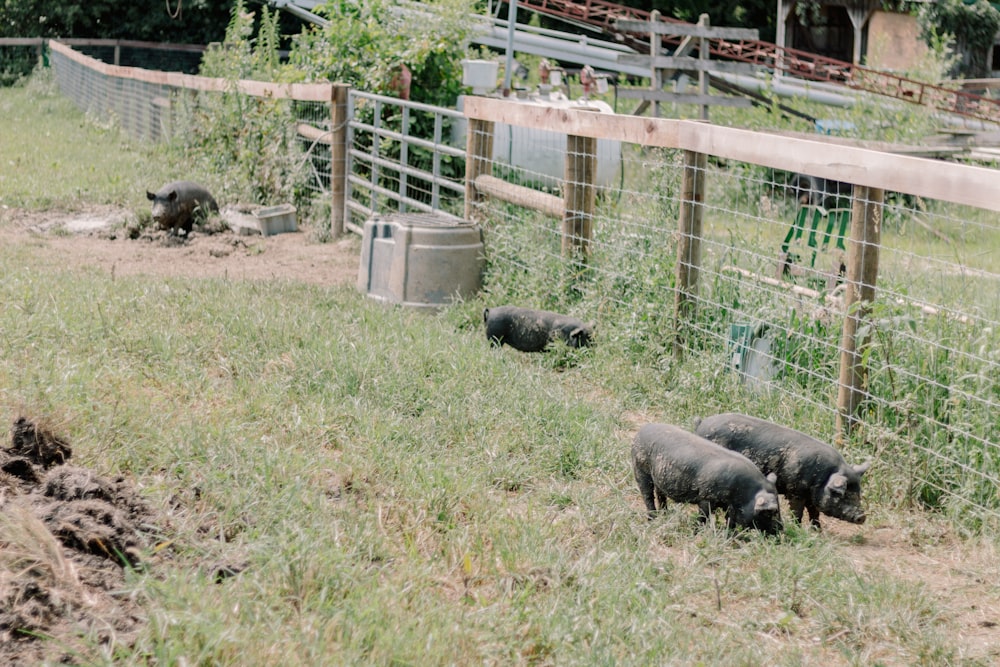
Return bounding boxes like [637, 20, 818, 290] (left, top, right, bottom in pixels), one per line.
[780, 205, 850, 285]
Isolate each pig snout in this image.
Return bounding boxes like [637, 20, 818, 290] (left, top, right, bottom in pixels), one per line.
[819, 470, 867, 524]
[821, 498, 866, 524]
[146, 189, 176, 228]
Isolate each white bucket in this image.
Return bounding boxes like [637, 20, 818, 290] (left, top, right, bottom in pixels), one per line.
[461, 60, 499, 94]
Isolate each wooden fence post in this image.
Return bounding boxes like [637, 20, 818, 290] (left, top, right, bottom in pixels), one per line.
[329, 83, 350, 239]
[836, 185, 884, 437]
[650, 10, 661, 118]
[697, 14, 710, 121]
[562, 133, 597, 257]
[465, 118, 495, 222]
[674, 148, 707, 361]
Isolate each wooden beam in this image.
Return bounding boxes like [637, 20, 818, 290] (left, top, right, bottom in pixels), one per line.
[614, 20, 758, 40]
[461, 97, 1000, 212]
[464, 96, 681, 147]
[473, 175, 563, 219]
[296, 123, 331, 145]
[0, 37, 45, 46]
[465, 119, 495, 221]
[617, 90, 753, 107]
[837, 186, 884, 435]
[618, 55, 759, 75]
[674, 149, 707, 360]
[563, 133, 597, 257]
[329, 83, 349, 239]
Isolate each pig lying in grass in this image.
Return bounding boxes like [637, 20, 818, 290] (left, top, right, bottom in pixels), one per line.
[484, 306, 593, 352]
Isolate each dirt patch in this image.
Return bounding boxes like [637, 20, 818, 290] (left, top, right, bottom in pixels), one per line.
[0, 204, 360, 287]
[0, 417, 159, 665]
[825, 520, 1000, 662]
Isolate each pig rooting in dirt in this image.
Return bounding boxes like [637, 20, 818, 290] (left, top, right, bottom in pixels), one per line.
[631, 423, 782, 535]
[146, 180, 219, 235]
[483, 306, 593, 352]
[694, 412, 871, 528]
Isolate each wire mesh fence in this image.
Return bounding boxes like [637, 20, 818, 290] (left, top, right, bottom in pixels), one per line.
[16, 37, 1000, 522]
[464, 97, 1000, 523]
[46, 40, 336, 206]
[51, 45, 173, 142]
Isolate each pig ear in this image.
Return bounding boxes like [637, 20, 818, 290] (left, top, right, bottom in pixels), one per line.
[854, 460, 872, 476]
[146, 191, 155, 200]
[168, 190, 179, 202]
[755, 492, 778, 511]
[828, 473, 848, 495]
[570, 326, 588, 342]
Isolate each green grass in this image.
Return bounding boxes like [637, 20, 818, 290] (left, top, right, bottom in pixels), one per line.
[0, 72, 177, 210]
[1, 71, 998, 665]
[0, 258, 968, 665]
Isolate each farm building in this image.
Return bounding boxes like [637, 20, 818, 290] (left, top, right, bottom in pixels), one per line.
[775, 0, 1000, 77]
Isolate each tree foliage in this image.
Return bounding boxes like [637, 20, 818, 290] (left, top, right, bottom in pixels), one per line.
[179, 2, 308, 207]
[917, 0, 1000, 77]
[0, 0, 237, 42]
[283, 0, 478, 107]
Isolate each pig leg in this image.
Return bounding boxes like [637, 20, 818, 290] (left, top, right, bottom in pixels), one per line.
[788, 498, 807, 524]
[654, 487, 667, 512]
[805, 504, 822, 528]
[634, 467, 658, 518]
[788, 498, 822, 528]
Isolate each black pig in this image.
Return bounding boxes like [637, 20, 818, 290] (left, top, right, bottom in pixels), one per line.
[146, 180, 219, 235]
[631, 423, 782, 534]
[695, 412, 870, 528]
[484, 306, 593, 352]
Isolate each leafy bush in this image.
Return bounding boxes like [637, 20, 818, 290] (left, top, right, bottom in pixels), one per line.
[283, 0, 474, 108]
[917, 0, 1000, 78]
[169, 2, 310, 207]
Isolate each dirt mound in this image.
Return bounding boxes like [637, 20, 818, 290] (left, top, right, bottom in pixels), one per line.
[0, 417, 159, 665]
[0, 204, 359, 287]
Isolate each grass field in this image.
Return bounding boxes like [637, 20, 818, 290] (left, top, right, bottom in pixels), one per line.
[2, 72, 999, 665]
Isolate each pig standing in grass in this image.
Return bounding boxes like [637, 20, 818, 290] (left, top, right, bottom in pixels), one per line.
[694, 412, 870, 528]
[631, 423, 782, 534]
[146, 180, 219, 235]
[483, 306, 593, 352]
